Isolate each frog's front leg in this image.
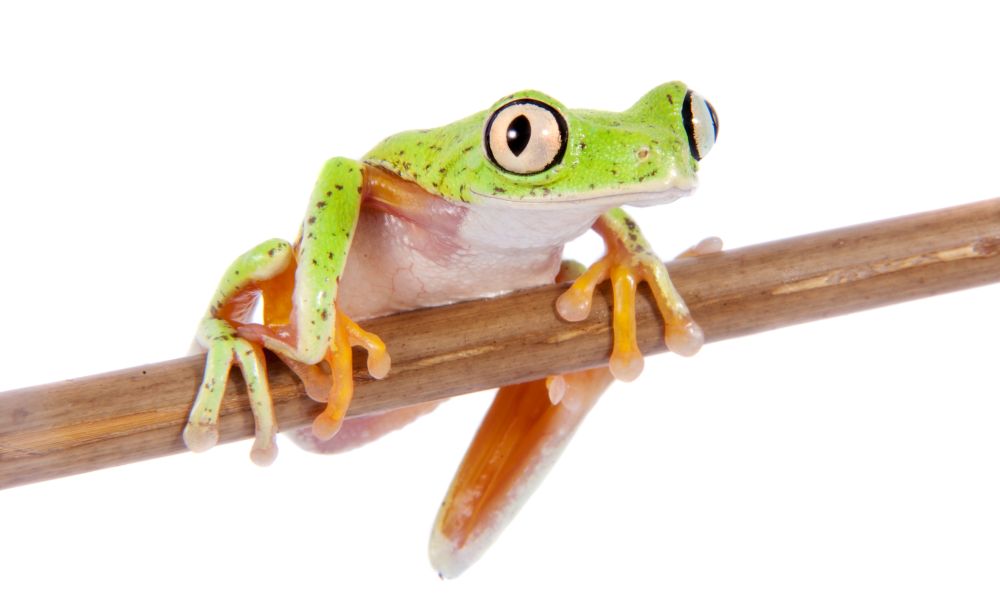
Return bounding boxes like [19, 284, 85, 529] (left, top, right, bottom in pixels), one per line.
[184, 157, 388, 463]
[556, 207, 704, 380]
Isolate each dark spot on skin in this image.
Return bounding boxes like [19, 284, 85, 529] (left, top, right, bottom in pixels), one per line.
[589, 183, 595, 189]
[416, 140, 423, 146]
[142, 370, 146, 375]
[326, 191, 332, 197]
[579, 142, 587, 150]
[307, 232, 315, 239]
[439, 168, 446, 174]
[244, 349, 253, 356]
[308, 216, 316, 224]
[268, 248, 275, 257]
[628, 232, 638, 242]
[321, 309, 329, 320]
[311, 259, 318, 266]
[356, 186, 362, 194]
[542, 188, 551, 196]
[317, 201, 327, 209]
[327, 251, 333, 260]
[397, 149, 405, 155]
[424, 163, 432, 172]
[667, 94, 674, 105]
[462, 145, 474, 153]
[402, 161, 411, 170]
[493, 186, 506, 194]
[625, 217, 638, 231]
[610, 169, 618, 176]
[335, 184, 343, 191]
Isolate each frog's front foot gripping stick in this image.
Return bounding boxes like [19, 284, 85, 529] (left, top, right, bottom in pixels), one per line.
[556, 208, 707, 380]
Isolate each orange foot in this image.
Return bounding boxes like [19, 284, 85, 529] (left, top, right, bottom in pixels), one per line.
[239, 304, 390, 441]
[556, 210, 705, 381]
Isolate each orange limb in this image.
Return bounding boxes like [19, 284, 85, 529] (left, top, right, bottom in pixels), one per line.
[310, 309, 391, 440]
[429, 367, 615, 578]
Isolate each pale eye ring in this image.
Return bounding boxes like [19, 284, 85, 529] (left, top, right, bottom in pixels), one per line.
[484, 100, 568, 175]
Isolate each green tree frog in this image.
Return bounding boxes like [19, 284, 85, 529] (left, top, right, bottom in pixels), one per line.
[183, 82, 719, 577]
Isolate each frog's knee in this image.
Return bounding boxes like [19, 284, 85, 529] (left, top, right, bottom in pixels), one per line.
[246, 238, 293, 279]
[320, 156, 359, 176]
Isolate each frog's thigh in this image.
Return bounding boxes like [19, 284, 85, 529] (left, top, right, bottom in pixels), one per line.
[287, 400, 442, 454]
[429, 367, 615, 579]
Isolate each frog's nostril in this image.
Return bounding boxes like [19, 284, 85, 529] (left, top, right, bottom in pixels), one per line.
[636, 146, 650, 160]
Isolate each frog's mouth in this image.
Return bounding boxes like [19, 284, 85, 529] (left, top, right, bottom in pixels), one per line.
[469, 174, 698, 210]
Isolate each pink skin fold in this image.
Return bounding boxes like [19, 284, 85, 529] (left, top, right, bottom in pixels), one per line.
[287, 401, 441, 454]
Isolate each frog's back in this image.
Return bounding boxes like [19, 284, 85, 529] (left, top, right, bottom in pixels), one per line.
[362, 112, 487, 204]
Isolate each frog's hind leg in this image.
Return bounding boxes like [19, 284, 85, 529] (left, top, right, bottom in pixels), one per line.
[184, 238, 295, 465]
[429, 367, 615, 578]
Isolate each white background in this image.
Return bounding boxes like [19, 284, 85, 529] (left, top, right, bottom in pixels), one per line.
[2, 1, 999, 598]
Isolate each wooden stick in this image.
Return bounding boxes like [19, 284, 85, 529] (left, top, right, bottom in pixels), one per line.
[2, 199, 1000, 489]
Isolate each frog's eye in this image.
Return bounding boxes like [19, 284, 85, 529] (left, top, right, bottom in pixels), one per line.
[484, 99, 568, 175]
[682, 90, 719, 161]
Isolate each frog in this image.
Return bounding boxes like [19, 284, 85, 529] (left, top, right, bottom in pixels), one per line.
[183, 81, 719, 577]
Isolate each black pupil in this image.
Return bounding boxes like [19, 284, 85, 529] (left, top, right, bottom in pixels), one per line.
[506, 115, 531, 156]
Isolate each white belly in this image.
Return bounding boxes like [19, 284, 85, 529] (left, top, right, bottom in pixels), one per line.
[337, 199, 607, 319]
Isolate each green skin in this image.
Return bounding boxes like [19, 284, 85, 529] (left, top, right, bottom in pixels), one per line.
[184, 81, 706, 465]
[365, 82, 696, 203]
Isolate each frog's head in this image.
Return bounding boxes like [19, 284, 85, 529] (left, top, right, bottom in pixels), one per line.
[363, 81, 718, 209]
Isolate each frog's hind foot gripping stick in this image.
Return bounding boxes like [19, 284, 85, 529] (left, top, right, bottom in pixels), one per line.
[183, 158, 389, 464]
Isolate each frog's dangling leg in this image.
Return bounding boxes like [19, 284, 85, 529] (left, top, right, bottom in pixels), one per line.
[556, 207, 705, 381]
[310, 307, 391, 440]
[427, 260, 607, 577]
[429, 367, 615, 578]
